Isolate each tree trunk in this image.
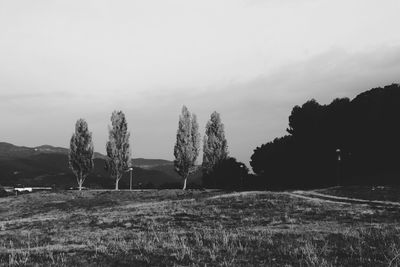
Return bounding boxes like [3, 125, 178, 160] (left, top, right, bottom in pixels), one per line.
[182, 176, 187, 190]
[115, 177, 119, 190]
[77, 173, 83, 191]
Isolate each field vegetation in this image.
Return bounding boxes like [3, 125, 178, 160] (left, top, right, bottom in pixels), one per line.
[318, 186, 400, 203]
[1, 188, 400, 266]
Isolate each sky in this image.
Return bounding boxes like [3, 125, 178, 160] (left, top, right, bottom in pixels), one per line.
[1, 0, 400, 166]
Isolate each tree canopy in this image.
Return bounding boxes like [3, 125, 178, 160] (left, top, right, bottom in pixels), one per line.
[106, 111, 131, 190]
[173, 106, 200, 190]
[202, 111, 228, 174]
[68, 119, 94, 190]
[251, 83, 400, 189]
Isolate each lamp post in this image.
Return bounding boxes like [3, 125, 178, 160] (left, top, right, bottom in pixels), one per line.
[125, 167, 133, 191]
[336, 149, 341, 186]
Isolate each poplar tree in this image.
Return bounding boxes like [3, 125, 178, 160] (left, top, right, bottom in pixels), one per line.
[202, 111, 228, 176]
[106, 111, 131, 190]
[174, 106, 200, 190]
[69, 119, 94, 190]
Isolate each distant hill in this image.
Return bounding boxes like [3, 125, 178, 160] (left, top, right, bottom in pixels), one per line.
[0, 142, 105, 159]
[0, 143, 202, 188]
[132, 158, 173, 169]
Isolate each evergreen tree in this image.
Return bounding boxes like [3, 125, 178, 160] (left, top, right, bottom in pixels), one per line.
[106, 111, 131, 190]
[173, 106, 200, 190]
[69, 119, 94, 190]
[202, 111, 228, 178]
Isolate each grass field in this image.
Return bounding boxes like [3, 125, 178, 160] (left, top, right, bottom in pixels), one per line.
[317, 185, 400, 202]
[1, 188, 400, 266]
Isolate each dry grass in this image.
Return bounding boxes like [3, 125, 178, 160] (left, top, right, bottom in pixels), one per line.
[1, 189, 400, 266]
[318, 186, 400, 203]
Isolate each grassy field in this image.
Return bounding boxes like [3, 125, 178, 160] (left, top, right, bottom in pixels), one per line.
[1, 188, 400, 266]
[317, 185, 400, 202]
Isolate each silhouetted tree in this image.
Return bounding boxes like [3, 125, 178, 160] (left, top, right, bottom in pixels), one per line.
[173, 106, 200, 190]
[250, 135, 299, 189]
[202, 111, 228, 187]
[106, 111, 131, 190]
[69, 119, 94, 190]
[203, 157, 249, 190]
[251, 83, 400, 189]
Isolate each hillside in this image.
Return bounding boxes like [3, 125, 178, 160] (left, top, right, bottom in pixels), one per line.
[0, 143, 201, 188]
[0, 142, 105, 159]
[132, 158, 173, 168]
[1, 188, 400, 265]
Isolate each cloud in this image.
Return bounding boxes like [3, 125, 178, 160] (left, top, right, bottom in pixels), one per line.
[0, 91, 72, 101]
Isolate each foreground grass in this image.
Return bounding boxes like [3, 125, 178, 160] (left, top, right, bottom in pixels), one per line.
[1, 189, 400, 266]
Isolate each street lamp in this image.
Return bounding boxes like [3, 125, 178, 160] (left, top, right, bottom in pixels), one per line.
[125, 167, 133, 191]
[336, 149, 341, 186]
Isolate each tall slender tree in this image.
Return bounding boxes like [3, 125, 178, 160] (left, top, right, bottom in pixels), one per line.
[174, 106, 200, 190]
[191, 114, 201, 164]
[106, 111, 131, 190]
[202, 111, 228, 176]
[69, 119, 94, 190]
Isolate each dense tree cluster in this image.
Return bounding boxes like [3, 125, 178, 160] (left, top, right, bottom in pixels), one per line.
[251, 84, 400, 189]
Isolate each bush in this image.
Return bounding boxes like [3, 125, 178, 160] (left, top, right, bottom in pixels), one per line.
[202, 157, 249, 190]
[0, 187, 10, 197]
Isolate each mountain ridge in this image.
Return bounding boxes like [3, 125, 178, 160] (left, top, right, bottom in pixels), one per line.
[0, 142, 173, 164]
[0, 142, 200, 188]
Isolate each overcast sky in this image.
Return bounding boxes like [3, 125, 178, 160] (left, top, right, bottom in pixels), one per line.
[1, 0, 400, 165]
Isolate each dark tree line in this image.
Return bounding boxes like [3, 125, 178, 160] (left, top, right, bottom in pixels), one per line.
[67, 84, 399, 191]
[251, 83, 400, 189]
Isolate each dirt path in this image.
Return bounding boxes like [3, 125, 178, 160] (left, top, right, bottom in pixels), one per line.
[289, 190, 400, 207]
[206, 191, 268, 200]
